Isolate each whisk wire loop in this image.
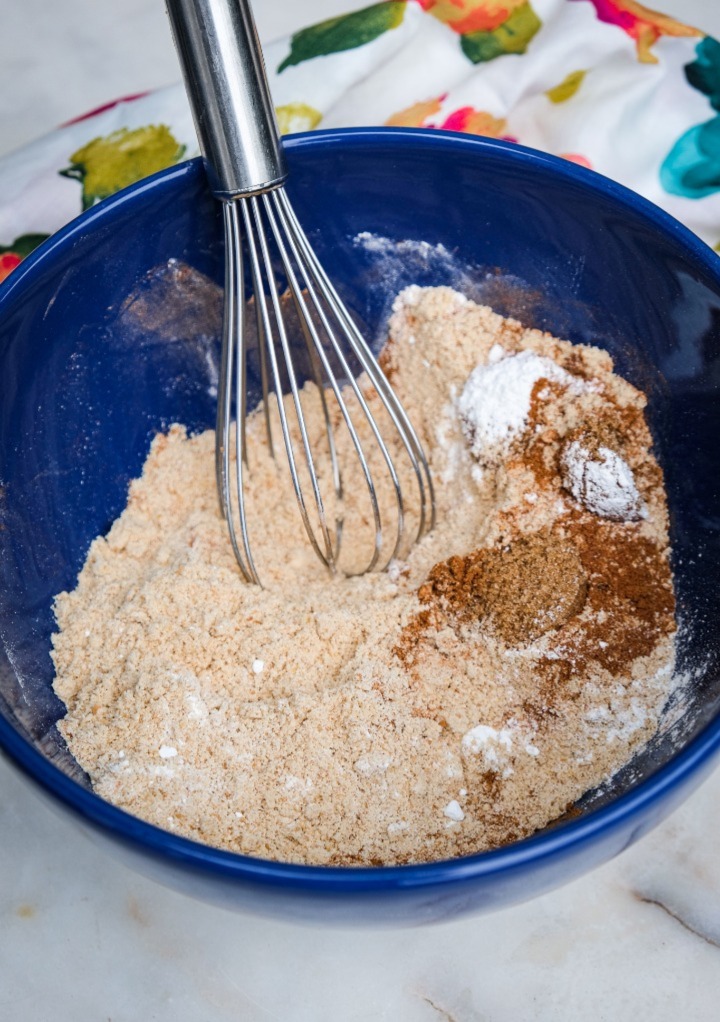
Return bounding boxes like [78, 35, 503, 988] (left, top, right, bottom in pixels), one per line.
[217, 201, 260, 585]
[275, 189, 437, 542]
[254, 270, 275, 461]
[263, 191, 397, 574]
[217, 187, 435, 582]
[241, 196, 338, 572]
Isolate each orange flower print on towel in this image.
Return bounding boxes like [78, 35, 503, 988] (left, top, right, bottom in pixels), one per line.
[0, 252, 21, 284]
[417, 0, 542, 63]
[570, 0, 700, 64]
[417, 0, 525, 34]
[386, 97, 444, 126]
[386, 96, 513, 139]
[440, 107, 509, 137]
[561, 153, 593, 169]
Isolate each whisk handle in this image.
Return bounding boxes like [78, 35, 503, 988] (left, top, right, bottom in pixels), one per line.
[165, 0, 287, 198]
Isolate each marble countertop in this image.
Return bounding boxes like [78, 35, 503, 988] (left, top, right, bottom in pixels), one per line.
[2, 2, 720, 1019]
[3, 753, 720, 1019]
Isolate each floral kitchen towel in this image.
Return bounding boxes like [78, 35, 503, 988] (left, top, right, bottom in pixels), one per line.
[1, 0, 719, 283]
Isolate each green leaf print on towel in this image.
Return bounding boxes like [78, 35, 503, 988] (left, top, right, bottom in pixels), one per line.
[60, 126, 186, 210]
[661, 39, 720, 199]
[0, 233, 49, 259]
[277, 1, 406, 73]
[459, 3, 541, 64]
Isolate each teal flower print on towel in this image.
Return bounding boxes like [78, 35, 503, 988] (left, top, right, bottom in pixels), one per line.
[685, 36, 720, 109]
[661, 118, 720, 199]
[661, 38, 720, 199]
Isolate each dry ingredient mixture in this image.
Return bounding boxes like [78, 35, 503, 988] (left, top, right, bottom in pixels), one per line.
[52, 286, 676, 865]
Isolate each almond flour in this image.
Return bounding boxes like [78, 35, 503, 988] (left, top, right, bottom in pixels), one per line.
[51, 286, 676, 865]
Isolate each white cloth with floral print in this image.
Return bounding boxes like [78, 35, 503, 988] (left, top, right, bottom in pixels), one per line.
[0, 0, 719, 273]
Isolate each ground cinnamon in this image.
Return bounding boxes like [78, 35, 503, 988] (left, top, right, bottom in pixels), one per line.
[399, 510, 673, 704]
[559, 512, 675, 673]
[416, 530, 588, 645]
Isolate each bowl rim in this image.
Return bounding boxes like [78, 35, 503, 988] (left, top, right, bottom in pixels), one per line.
[2, 125, 720, 893]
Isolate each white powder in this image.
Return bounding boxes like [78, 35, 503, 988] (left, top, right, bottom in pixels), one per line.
[456, 349, 588, 464]
[159, 745, 178, 759]
[443, 800, 465, 822]
[252, 658, 265, 674]
[561, 440, 645, 521]
[354, 753, 393, 775]
[386, 559, 406, 583]
[605, 699, 651, 744]
[461, 724, 515, 769]
[284, 775, 312, 792]
[185, 691, 207, 722]
[354, 234, 453, 264]
[435, 402, 470, 484]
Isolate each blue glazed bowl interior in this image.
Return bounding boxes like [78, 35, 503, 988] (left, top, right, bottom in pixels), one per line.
[1, 129, 720, 925]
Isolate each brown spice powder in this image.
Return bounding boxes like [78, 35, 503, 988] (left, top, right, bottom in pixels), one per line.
[404, 514, 674, 688]
[417, 530, 588, 646]
[560, 514, 675, 673]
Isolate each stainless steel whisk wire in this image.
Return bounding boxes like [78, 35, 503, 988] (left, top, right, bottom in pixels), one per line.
[166, 0, 435, 583]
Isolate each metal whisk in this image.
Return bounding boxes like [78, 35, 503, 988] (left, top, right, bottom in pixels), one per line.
[166, 0, 434, 582]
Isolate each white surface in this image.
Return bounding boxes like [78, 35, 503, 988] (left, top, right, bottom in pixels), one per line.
[3, 1, 720, 1018]
[0, 0, 358, 158]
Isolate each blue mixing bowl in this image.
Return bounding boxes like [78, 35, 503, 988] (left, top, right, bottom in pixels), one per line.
[1, 128, 719, 926]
